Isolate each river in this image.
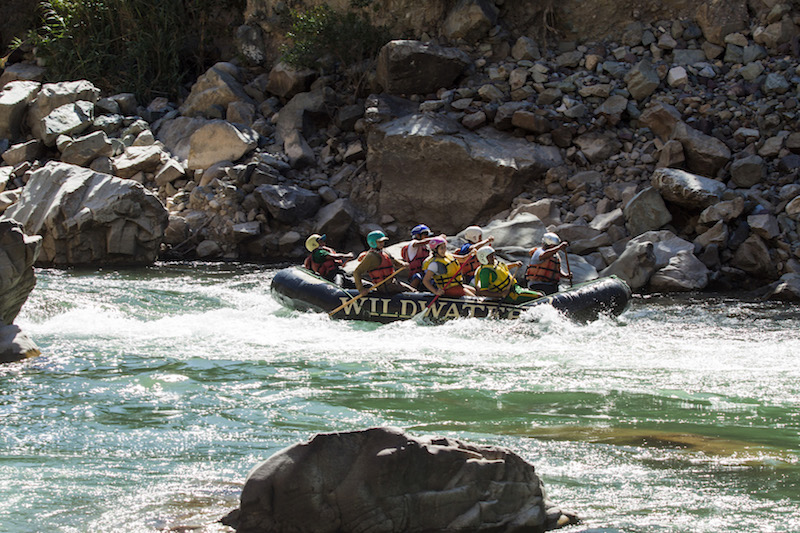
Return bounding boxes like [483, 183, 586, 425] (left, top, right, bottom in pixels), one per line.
[2, 263, 799, 532]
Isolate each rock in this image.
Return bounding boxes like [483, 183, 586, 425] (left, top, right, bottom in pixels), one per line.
[36, 101, 95, 147]
[60, 130, 114, 166]
[0, 81, 40, 140]
[26, 80, 100, 141]
[196, 239, 222, 258]
[236, 24, 266, 64]
[508, 199, 561, 227]
[336, 104, 364, 131]
[462, 110, 487, 130]
[600, 240, 657, 290]
[179, 62, 257, 118]
[343, 140, 366, 163]
[227, 427, 572, 533]
[672, 122, 731, 177]
[443, 0, 498, 42]
[696, 0, 748, 45]
[667, 66, 689, 87]
[698, 196, 745, 225]
[657, 139, 685, 168]
[2, 162, 168, 266]
[283, 129, 316, 169]
[648, 250, 710, 291]
[187, 120, 257, 170]
[254, 184, 321, 224]
[738, 61, 764, 81]
[156, 116, 208, 163]
[0, 219, 41, 328]
[227, 101, 256, 127]
[0, 190, 20, 214]
[266, 61, 317, 99]
[594, 95, 628, 121]
[695, 220, 729, 249]
[511, 109, 550, 133]
[748, 213, 780, 241]
[113, 145, 166, 178]
[590, 208, 624, 232]
[314, 198, 355, 245]
[786, 195, 800, 221]
[651, 167, 728, 210]
[639, 101, 682, 140]
[625, 59, 660, 101]
[367, 113, 562, 234]
[731, 234, 777, 279]
[0, 323, 41, 364]
[730, 155, 764, 188]
[673, 49, 710, 65]
[754, 19, 797, 49]
[154, 159, 186, 187]
[763, 273, 800, 302]
[511, 36, 540, 61]
[0, 63, 45, 87]
[623, 187, 672, 237]
[628, 230, 695, 270]
[573, 131, 622, 164]
[232, 221, 261, 242]
[763, 72, 790, 95]
[482, 213, 547, 251]
[556, 50, 583, 69]
[376, 40, 471, 95]
[164, 215, 189, 246]
[274, 89, 335, 141]
[2, 139, 43, 167]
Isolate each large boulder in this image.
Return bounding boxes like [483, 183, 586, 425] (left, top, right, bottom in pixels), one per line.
[266, 61, 317, 99]
[2, 162, 168, 266]
[376, 40, 471, 95]
[0, 219, 42, 363]
[225, 427, 575, 533]
[651, 167, 728, 210]
[695, 0, 749, 45]
[368, 114, 562, 234]
[731, 233, 778, 279]
[763, 273, 800, 302]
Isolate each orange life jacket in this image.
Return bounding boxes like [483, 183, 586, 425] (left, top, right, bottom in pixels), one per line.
[367, 251, 395, 284]
[526, 247, 561, 283]
[401, 244, 428, 276]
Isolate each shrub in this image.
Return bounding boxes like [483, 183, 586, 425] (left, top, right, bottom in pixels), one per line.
[281, 4, 390, 74]
[21, 0, 243, 101]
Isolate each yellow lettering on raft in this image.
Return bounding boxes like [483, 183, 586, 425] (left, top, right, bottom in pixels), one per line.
[443, 303, 462, 319]
[338, 297, 366, 315]
[400, 299, 421, 317]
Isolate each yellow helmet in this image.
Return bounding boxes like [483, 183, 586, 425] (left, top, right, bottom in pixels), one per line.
[305, 233, 325, 252]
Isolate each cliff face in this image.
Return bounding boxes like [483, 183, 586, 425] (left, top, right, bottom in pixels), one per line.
[244, 0, 708, 62]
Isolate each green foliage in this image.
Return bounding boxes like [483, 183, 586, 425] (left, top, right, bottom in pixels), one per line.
[23, 0, 244, 101]
[281, 4, 390, 73]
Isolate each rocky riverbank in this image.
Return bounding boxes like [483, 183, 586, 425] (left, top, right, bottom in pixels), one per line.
[3, 0, 800, 340]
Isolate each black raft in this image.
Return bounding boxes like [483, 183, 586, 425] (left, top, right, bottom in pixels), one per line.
[271, 267, 632, 323]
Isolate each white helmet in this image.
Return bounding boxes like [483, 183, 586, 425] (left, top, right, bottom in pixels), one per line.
[464, 225, 482, 244]
[476, 246, 495, 265]
[542, 232, 561, 247]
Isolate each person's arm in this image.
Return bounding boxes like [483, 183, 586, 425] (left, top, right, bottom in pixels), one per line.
[422, 269, 442, 296]
[389, 253, 408, 271]
[473, 236, 495, 250]
[330, 251, 354, 261]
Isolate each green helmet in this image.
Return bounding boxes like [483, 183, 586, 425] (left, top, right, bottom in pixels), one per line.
[367, 230, 388, 248]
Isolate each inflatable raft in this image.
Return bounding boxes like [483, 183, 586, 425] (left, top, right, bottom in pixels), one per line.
[271, 267, 632, 323]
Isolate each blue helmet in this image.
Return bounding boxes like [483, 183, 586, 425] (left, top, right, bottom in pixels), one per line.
[411, 224, 431, 237]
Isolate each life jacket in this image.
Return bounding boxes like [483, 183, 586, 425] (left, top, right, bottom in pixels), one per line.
[526, 247, 561, 283]
[423, 252, 463, 289]
[476, 261, 514, 293]
[367, 250, 395, 284]
[458, 243, 481, 281]
[304, 246, 340, 277]
[401, 243, 428, 276]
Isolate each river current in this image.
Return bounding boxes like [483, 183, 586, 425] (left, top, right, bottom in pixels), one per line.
[2, 263, 799, 532]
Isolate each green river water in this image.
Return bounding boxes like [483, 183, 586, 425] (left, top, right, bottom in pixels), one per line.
[2, 263, 799, 532]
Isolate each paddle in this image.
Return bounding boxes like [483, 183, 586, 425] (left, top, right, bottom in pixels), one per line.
[328, 267, 407, 317]
[563, 247, 573, 288]
[412, 253, 473, 321]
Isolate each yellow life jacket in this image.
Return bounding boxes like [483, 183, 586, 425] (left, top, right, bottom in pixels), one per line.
[476, 261, 514, 293]
[422, 252, 463, 289]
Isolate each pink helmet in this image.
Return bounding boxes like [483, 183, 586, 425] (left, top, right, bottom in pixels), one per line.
[427, 236, 447, 252]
